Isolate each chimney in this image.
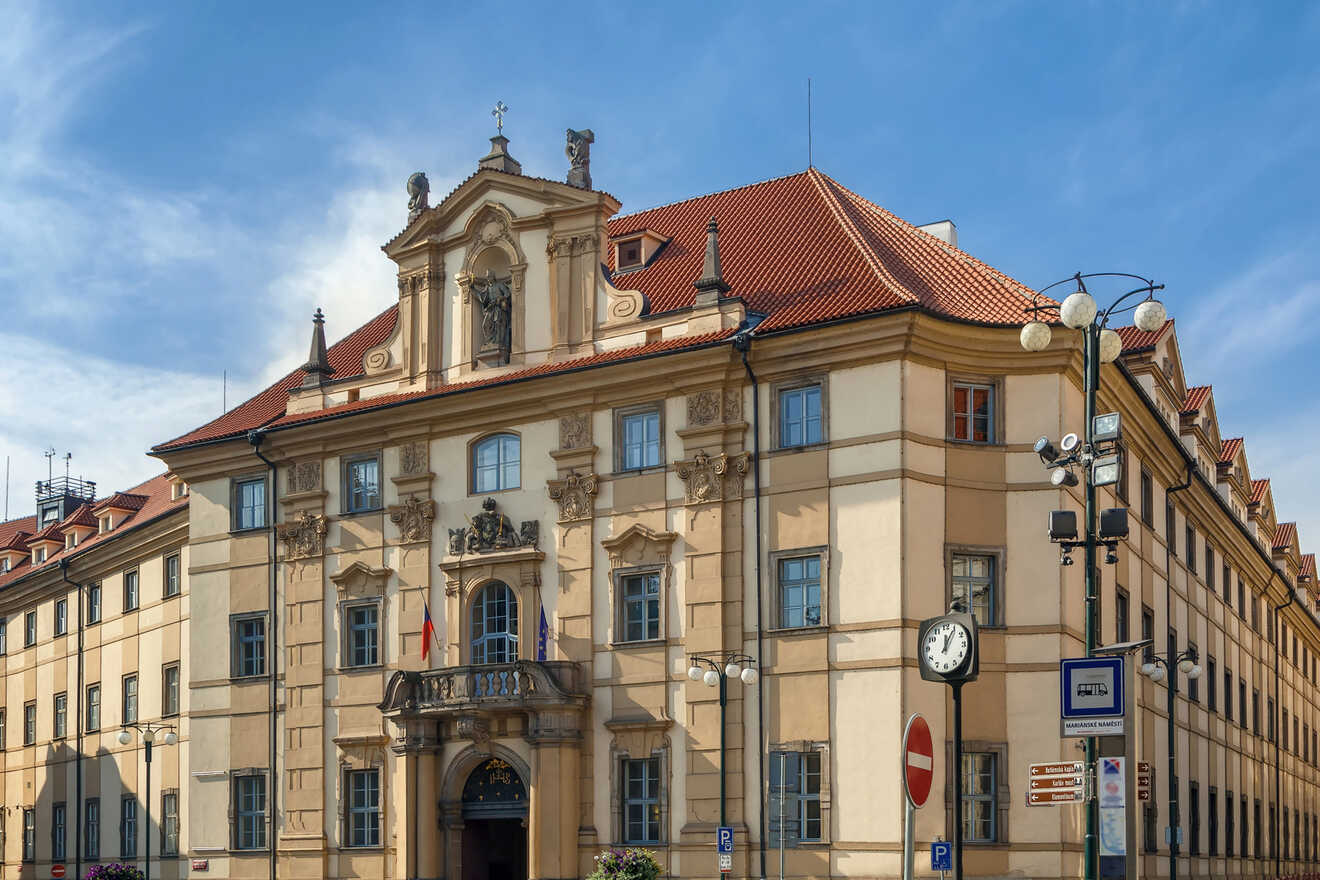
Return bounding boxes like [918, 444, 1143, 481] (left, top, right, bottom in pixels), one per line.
[917, 219, 957, 248]
[693, 217, 730, 307]
[300, 308, 335, 388]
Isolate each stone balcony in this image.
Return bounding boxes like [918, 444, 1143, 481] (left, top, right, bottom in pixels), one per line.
[379, 660, 589, 736]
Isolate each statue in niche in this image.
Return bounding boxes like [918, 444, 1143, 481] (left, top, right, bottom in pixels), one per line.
[406, 172, 429, 222]
[565, 128, 594, 189]
[472, 269, 512, 359]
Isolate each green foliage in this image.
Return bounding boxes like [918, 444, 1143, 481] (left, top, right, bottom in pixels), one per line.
[586, 847, 663, 880]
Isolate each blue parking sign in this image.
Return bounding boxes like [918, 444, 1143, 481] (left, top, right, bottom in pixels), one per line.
[931, 841, 953, 871]
[717, 826, 734, 854]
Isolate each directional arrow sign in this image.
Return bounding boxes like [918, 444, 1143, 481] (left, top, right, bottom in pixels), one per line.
[1138, 788, 1152, 801]
[1136, 774, 1153, 789]
[1028, 789, 1086, 805]
[1030, 761, 1084, 777]
[1030, 775, 1084, 790]
[1138, 762, 1152, 775]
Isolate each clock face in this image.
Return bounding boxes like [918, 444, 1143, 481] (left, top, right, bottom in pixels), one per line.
[922, 621, 971, 675]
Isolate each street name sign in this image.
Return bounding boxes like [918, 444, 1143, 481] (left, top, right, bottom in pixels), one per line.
[1030, 761, 1083, 777]
[1026, 759, 1085, 806]
[1029, 789, 1085, 805]
[1030, 774, 1084, 790]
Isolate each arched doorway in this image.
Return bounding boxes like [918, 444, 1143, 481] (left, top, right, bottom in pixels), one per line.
[461, 756, 528, 880]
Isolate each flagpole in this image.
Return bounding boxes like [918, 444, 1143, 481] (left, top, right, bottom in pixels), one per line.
[420, 594, 442, 663]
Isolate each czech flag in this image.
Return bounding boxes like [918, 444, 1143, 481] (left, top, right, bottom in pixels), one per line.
[421, 601, 436, 662]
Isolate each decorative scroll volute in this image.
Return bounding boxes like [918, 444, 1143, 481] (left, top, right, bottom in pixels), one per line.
[277, 510, 329, 560]
[674, 450, 751, 504]
[388, 496, 436, 543]
[547, 472, 597, 523]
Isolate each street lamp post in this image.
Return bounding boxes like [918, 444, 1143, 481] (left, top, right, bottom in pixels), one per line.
[119, 720, 178, 880]
[1021, 272, 1169, 880]
[1140, 646, 1203, 880]
[687, 652, 759, 828]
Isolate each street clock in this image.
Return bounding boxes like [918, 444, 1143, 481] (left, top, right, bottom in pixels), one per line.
[917, 611, 980, 684]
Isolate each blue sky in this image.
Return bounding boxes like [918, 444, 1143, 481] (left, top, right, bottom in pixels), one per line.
[2, 0, 1317, 544]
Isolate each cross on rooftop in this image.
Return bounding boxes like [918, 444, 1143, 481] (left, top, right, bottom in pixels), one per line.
[491, 101, 508, 135]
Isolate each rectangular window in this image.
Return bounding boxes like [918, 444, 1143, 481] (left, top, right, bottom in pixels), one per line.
[1226, 790, 1235, 857]
[1252, 595, 1260, 633]
[1166, 500, 1177, 557]
[1224, 668, 1233, 720]
[343, 454, 382, 513]
[1238, 578, 1245, 619]
[622, 757, 661, 844]
[123, 569, 139, 612]
[22, 808, 34, 862]
[24, 610, 36, 647]
[1140, 469, 1153, 526]
[1222, 563, 1231, 605]
[1186, 523, 1196, 569]
[87, 683, 101, 731]
[0, 618, 6, 653]
[55, 598, 67, 635]
[1207, 657, 1217, 711]
[778, 555, 822, 629]
[1209, 785, 1219, 856]
[233, 476, 267, 530]
[1268, 697, 1276, 742]
[951, 553, 996, 626]
[1141, 605, 1154, 662]
[1189, 781, 1200, 855]
[0, 708, 6, 748]
[617, 406, 662, 470]
[1286, 807, 1292, 860]
[780, 383, 824, 447]
[951, 382, 994, 443]
[162, 790, 180, 856]
[123, 673, 138, 724]
[962, 752, 998, 843]
[234, 775, 268, 850]
[85, 797, 100, 859]
[23, 701, 35, 745]
[53, 801, 67, 861]
[1206, 546, 1215, 589]
[163, 664, 181, 717]
[54, 692, 67, 739]
[88, 583, 102, 623]
[1187, 642, 1199, 702]
[164, 553, 181, 598]
[1115, 588, 1129, 643]
[1144, 803, 1158, 853]
[1253, 689, 1260, 735]
[233, 615, 267, 678]
[1284, 708, 1290, 749]
[121, 796, 137, 858]
[347, 769, 381, 847]
[618, 571, 661, 642]
[1115, 445, 1129, 502]
[769, 750, 823, 846]
[346, 603, 380, 667]
[1266, 802, 1273, 859]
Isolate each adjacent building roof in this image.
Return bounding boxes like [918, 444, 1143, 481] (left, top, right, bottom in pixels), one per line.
[1275, 522, 1298, 551]
[1116, 319, 1175, 353]
[0, 519, 36, 552]
[92, 491, 148, 513]
[1219, 437, 1243, 463]
[1181, 385, 1212, 414]
[0, 474, 186, 591]
[1252, 479, 1271, 504]
[1302, 554, 1316, 579]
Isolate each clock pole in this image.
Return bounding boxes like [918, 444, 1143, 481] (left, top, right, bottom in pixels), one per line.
[952, 680, 964, 880]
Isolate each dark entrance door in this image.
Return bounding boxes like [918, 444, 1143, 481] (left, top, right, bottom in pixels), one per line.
[461, 757, 528, 880]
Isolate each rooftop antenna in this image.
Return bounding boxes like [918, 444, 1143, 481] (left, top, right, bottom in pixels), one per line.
[44, 447, 56, 483]
[64, 452, 72, 482]
[807, 76, 813, 169]
[223, 369, 227, 414]
[4, 456, 9, 521]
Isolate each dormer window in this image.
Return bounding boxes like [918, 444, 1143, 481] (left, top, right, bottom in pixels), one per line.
[617, 238, 643, 269]
[171, 481, 188, 501]
[33, 547, 46, 564]
[2, 558, 9, 572]
[66, 534, 77, 550]
[99, 514, 112, 534]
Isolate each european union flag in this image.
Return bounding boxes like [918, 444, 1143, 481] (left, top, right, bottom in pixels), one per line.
[537, 606, 548, 661]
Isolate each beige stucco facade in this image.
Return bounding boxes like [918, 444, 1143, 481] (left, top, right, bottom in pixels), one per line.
[128, 153, 1320, 880]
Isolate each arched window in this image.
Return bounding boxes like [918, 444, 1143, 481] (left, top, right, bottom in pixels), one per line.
[471, 582, 518, 664]
[472, 434, 520, 494]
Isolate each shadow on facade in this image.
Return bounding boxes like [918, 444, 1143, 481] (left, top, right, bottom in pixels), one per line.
[28, 741, 173, 880]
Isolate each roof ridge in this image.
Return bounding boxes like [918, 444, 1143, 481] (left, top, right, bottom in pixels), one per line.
[612, 169, 813, 222]
[804, 168, 912, 303]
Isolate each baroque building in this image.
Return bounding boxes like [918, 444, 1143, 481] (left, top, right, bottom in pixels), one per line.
[142, 128, 1320, 880]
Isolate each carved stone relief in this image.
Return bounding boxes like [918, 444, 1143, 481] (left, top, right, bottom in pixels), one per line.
[558, 412, 591, 450]
[723, 389, 742, 423]
[388, 496, 436, 543]
[446, 497, 539, 555]
[686, 391, 722, 427]
[287, 460, 322, 494]
[399, 441, 429, 476]
[546, 472, 598, 522]
[277, 510, 329, 560]
[674, 450, 751, 504]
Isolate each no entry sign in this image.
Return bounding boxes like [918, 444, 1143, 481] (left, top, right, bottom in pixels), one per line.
[903, 714, 934, 807]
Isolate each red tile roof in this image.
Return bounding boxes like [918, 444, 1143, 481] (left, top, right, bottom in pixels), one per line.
[61, 504, 99, 530]
[0, 474, 186, 591]
[1274, 522, 1297, 551]
[0, 519, 35, 552]
[1302, 554, 1316, 579]
[92, 491, 148, 513]
[1219, 437, 1243, 464]
[154, 306, 399, 452]
[1181, 385, 1212, 414]
[1251, 479, 1271, 504]
[1116, 319, 1174, 352]
[28, 522, 65, 545]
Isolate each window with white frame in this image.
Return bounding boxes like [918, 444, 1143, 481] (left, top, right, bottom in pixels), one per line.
[22, 808, 34, 862]
[53, 801, 66, 860]
[777, 554, 822, 628]
[24, 610, 36, 647]
[123, 569, 139, 612]
[0, 617, 6, 653]
[120, 796, 137, 858]
[769, 750, 824, 846]
[163, 664, 181, 717]
[86, 684, 100, 731]
[232, 476, 267, 530]
[23, 701, 35, 745]
[617, 571, 661, 643]
[162, 790, 180, 855]
[470, 583, 518, 664]
[621, 757, 662, 844]
[345, 603, 380, 668]
[346, 769, 381, 847]
[164, 553, 181, 598]
[232, 615, 267, 678]
[472, 434, 520, 493]
[54, 692, 67, 739]
[778, 383, 824, 448]
[951, 382, 995, 443]
[951, 553, 998, 626]
[234, 774, 267, 850]
[55, 598, 67, 635]
[962, 752, 998, 842]
[85, 797, 100, 859]
[88, 583, 102, 623]
[343, 453, 382, 514]
[616, 405, 662, 471]
[123, 674, 138, 724]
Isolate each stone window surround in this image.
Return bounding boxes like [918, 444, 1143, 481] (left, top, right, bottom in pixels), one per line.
[230, 472, 269, 533]
[769, 374, 829, 452]
[162, 663, 181, 718]
[945, 544, 1007, 628]
[229, 768, 270, 852]
[163, 551, 181, 599]
[612, 400, 666, 475]
[230, 611, 270, 681]
[944, 740, 1010, 846]
[601, 525, 677, 652]
[161, 788, 180, 856]
[767, 739, 832, 847]
[606, 718, 672, 846]
[339, 597, 384, 671]
[467, 431, 523, 496]
[945, 374, 1004, 446]
[340, 449, 384, 516]
[123, 566, 140, 613]
[611, 564, 665, 647]
[768, 546, 830, 632]
[337, 756, 387, 850]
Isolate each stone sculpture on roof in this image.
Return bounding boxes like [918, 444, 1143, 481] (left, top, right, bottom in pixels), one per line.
[472, 269, 512, 362]
[565, 128, 594, 189]
[407, 172, 430, 223]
